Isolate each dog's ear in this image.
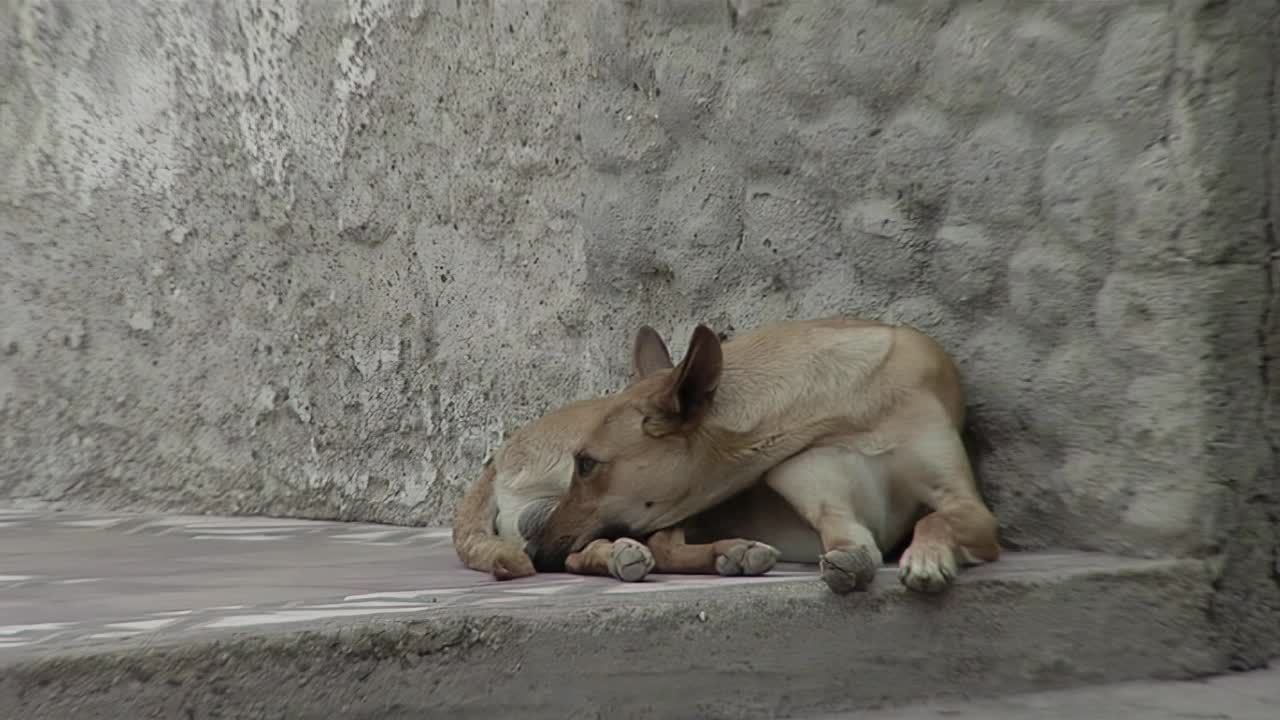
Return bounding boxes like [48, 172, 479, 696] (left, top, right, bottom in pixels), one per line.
[631, 325, 674, 381]
[645, 324, 722, 435]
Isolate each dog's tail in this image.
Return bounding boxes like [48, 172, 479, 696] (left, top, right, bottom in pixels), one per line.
[452, 458, 536, 580]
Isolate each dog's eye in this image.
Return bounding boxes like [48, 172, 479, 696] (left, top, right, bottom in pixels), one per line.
[575, 454, 598, 477]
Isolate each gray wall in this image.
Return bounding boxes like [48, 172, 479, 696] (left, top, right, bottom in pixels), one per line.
[1, 0, 1277, 658]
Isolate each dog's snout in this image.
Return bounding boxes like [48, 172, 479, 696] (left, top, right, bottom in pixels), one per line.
[529, 535, 575, 572]
[517, 499, 557, 542]
[596, 522, 633, 542]
[529, 521, 637, 573]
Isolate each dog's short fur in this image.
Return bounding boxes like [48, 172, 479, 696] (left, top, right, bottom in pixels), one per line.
[452, 317, 1000, 593]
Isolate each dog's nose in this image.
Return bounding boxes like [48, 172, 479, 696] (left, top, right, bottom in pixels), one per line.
[528, 535, 573, 572]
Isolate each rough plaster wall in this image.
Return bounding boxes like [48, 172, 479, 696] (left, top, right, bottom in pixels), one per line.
[0, 0, 1275, 628]
[1200, 0, 1280, 668]
[1, 0, 598, 521]
[563, 0, 1276, 568]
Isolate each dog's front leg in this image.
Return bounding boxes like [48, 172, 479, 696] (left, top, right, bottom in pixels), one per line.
[646, 527, 780, 577]
[562, 528, 782, 583]
[565, 538, 656, 582]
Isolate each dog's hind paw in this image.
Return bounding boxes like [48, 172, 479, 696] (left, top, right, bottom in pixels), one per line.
[819, 545, 880, 594]
[608, 538, 656, 582]
[715, 541, 781, 576]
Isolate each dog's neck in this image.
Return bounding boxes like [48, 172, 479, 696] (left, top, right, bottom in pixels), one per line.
[685, 363, 873, 495]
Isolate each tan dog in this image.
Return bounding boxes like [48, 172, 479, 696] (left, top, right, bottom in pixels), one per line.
[452, 317, 1000, 594]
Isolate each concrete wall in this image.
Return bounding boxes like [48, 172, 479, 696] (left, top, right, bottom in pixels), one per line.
[1, 0, 1276, 656]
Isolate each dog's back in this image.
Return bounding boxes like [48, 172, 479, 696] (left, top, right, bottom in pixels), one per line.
[686, 318, 963, 563]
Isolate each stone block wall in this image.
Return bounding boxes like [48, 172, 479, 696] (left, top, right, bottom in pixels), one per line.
[1, 0, 1276, 658]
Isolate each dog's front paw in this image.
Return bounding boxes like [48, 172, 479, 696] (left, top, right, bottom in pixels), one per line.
[609, 538, 656, 582]
[819, 545, 880, 594]
[898, 541, 958, 593]
[715, 540, 781, 576]
[491, 546, 536, 581]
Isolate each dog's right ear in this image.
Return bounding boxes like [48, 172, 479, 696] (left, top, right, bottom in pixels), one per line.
[643, 324, 723, 436]
[631, 325, 674, 382]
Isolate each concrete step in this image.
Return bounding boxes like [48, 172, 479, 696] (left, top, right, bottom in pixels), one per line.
[813, 666, 1278, 720]
[0, 506, 1227, 719]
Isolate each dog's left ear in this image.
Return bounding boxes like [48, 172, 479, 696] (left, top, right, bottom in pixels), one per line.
[645, 324, 722, 435]
[632, 325, 674, 381]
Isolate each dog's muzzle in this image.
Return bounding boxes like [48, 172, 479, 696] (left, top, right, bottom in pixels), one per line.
[528, 534, 576, 572]
[517, 499, 557, 541]
[527, 521, 636, 573]
[518, 500, 568, 571]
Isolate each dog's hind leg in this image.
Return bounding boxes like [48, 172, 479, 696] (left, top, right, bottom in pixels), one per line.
[764, 447, 901, 594]
[645, 527, 780, 576]
[565, 538, 656, 582]
[893, 426, 1000, 593]
[453, 459, 535, 580]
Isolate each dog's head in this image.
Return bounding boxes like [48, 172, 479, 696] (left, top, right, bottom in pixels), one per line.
[490, 324, 725, 571]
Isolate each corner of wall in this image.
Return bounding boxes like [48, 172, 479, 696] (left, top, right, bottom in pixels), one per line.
[1199, 0, 1280, 670]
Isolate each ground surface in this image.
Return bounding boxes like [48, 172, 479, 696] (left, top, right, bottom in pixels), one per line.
[836, 667, 1278, 720]
[0, 505, 818, 658]
[0, 505, 1261, 719]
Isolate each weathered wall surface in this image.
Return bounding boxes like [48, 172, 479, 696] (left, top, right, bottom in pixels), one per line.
[1, 0, 1276, 656]
[2, 0, 598, 520]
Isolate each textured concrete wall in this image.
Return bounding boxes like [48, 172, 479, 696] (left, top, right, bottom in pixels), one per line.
[1, 0, 1276, 648]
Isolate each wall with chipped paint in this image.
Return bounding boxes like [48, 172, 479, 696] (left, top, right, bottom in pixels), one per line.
[0, 0, 1277, 660]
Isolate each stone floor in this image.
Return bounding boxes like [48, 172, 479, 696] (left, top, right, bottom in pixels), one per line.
[3, 504, 1275, 719]
[0, 504, 819, 657]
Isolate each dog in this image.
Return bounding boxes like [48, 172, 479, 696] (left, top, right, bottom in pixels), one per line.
[452, 317, 1000, 594]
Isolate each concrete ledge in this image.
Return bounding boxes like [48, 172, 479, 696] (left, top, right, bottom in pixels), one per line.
[823, 666, 1278, 720]
[0, 508, 1227, 718]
